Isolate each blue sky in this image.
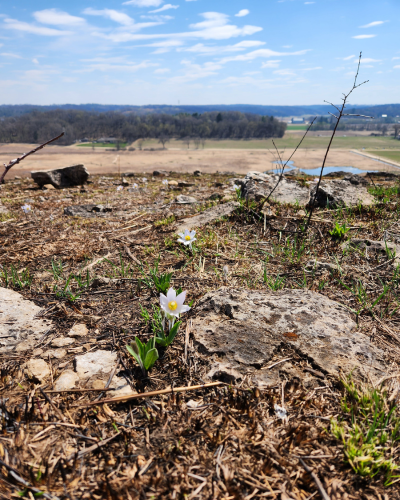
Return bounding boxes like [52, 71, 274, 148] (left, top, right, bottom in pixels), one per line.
[0, 0, 399, 105]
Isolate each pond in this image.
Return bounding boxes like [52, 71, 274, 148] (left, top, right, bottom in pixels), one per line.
[269, 162, 377, 176]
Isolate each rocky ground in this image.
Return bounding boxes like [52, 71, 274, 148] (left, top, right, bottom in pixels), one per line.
[0, 167, 400, 500]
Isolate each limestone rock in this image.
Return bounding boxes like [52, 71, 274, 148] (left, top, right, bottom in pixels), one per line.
[64, 204, 112, 217]
[241, 171, 310, 206]
[54, 370, 79, 391]
[192, 288, 386, 387]
[343, 174, 369, 186]
[305, 260, 341, 273]
[69, 324, 89, 338]
[176, 202, 239, 233]
[0, 287, 53, 353]
[25, 359, 50, 382]
[42, 184, 56, 190]
[168, 180, 179, 187]
[153, 170, 169, 177]
[310, 179, 375, 208]
[74, 350, 118, 379]
[51, 337, 75, 348]
[31, 165, 89, 189]
[175, 195, 198, 204]
[341, 238, 400, 266]
[178, 181, 195, 187]
[44, 349, 67, 359]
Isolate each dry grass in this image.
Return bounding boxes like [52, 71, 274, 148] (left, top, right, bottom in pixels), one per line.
[0, 171, 400, 499]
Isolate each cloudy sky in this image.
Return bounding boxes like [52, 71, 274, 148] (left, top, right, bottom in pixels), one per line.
[0, 0, 398, 105]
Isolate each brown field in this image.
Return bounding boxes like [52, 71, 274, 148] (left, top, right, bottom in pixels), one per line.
[1, 139, 400, 179]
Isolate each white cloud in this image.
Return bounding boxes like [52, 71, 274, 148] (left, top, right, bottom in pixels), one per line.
[168, 59, 222, 83]
[183, 40, 265, 54]
[235, 10, 250, 17]
[392, 57, 400, 60]
[394, 66, 400, 69]
[352, 34, 376, 39]
[95, 11, 262, 42]
[0, 52, 22, 58]
[154, 68, 170, 73]
[302, 66, 322, 71]
[219, 47, 309, 64]
[150, 4, 179, 13]
[83, 8, 134, 26]
[282, 45, 292, 48]
[304, 2, 315, 4]
[3, 18, 72, 36]
[342, 55, 355, 60]
[123, 0, 164, 6]
[33, 9, 85, 26]
[141, 14, 174, 20]
[32, 58, 39, 64]
[274, 69, 297, 76]
[261, 60, 280, 68]
[357, 58, 381, 64]
[360, 21, 385, 28]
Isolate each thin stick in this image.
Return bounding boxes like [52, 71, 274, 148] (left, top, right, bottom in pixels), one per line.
[299, 458, 330, 500]
[261, 357, 292, 370]
[305, 52, 369, 230]
[75, 381, 224, 407]
[258, 118, 316, 210]
[0, 132, 64, 184]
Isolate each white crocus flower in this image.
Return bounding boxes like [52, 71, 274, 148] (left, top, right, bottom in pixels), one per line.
[177, 229, 196, 249]
[117, 185, 123, 191]
[21, 204, 32, 214]
[162, 179, 168, 185]
[231, 183, 240, 191]
[160, 288, 190, 330]
[133, 183, 139, 189]
[142, 177, 148, 183]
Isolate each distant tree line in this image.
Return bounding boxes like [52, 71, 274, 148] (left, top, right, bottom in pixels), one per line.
[310, 116, 398, 135]
[0, 110, 286, 145]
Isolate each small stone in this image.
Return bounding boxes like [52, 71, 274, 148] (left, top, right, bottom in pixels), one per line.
[168, 180, 179, 187]
[122, 172, 136, 177]
[32, 348, 44, 356]
[14, 175, 21, 180]
[51, 337, 75, 348]
[42, 184, 55, 190]
[74, 350, 118, 379]
[178, 181, 195, 187]
[69, 324, 88, 338]
[92, 380, 105, 390]
[54, 370, 79, 391]
[38, 196, 46, 202]
[208, 193, 222, 201]
[25, 359, 50, 382]
[175, 195, 198, 204]
[153, 170, 169, 177]
[43, 349, 67, 359]
[193, 170, 202, 177]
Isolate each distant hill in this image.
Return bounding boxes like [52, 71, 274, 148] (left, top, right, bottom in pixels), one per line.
[1, 103, 399, 119]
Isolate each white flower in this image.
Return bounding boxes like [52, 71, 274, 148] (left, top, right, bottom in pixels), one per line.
[116, 185, 123, 191]
[21, 204, 32, 214]
[142, 177, 148, 183]
[162, 179, 169, 185]
[177, 229, 196, 249]
[133, 183, 139, 189]
[274, 404, 287, 420]
[231, 183, 240, 191]
[160, 288, 190, 320]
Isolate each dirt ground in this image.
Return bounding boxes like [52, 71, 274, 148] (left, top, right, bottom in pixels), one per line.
[1, 168, 400, 499]
[1, 143, 399, 180]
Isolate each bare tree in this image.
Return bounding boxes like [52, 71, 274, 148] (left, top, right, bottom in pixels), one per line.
[394, 124, 400, 139]
[193, 137, 201, 149]
[158, 135, 170, 149]
[183, 137, 191, 149]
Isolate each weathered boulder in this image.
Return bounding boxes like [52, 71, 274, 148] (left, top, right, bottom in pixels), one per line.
[176, 201, 239, 233]
[0, 287, 53, 353]
[54, 370, 79, 391]
[153, 170, 169, 177]
[310, 178, 374, 208]
[31, 165, 89, 189]
[64, 204, 112, 217]
[192, 288, 386, 388]
[305, 260, 341, 273]
[25, 359, 50, 382]
[175, 195, 198, 204]
[342, 238, 400, 266]
[343, 173, 369, 186]
[240, 171, 310, 206]
[50, 337, 75, 348]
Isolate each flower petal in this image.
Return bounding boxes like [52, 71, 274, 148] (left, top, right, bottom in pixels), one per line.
[180, 305, 191, 314]
[175, 290, 187, 307]
[190, 230, 196, 238]
[178, 233, 185, 239]
[166, 288, 176, 302]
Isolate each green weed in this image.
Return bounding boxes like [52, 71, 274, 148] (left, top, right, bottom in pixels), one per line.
[329, 222, 350, 240]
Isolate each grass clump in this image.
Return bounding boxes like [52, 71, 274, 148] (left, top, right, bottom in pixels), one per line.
[331, 375, 400, 486]
[329, 221, 350, 240]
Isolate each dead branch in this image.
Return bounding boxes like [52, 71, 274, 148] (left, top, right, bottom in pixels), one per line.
[0, 132, 64, 185]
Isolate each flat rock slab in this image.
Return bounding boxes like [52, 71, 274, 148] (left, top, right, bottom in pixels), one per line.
[310, 179, 375, 208]
[175, 195, 198, 204]
[241, 171, 310, 206]
[31, 165, 89, 189]
[176, 202, 239, 233]
[0, 287, 52, 353]
[341, 238, 400, 267]
[192, 288, 386, 388]
[64, 204, 112, 217]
